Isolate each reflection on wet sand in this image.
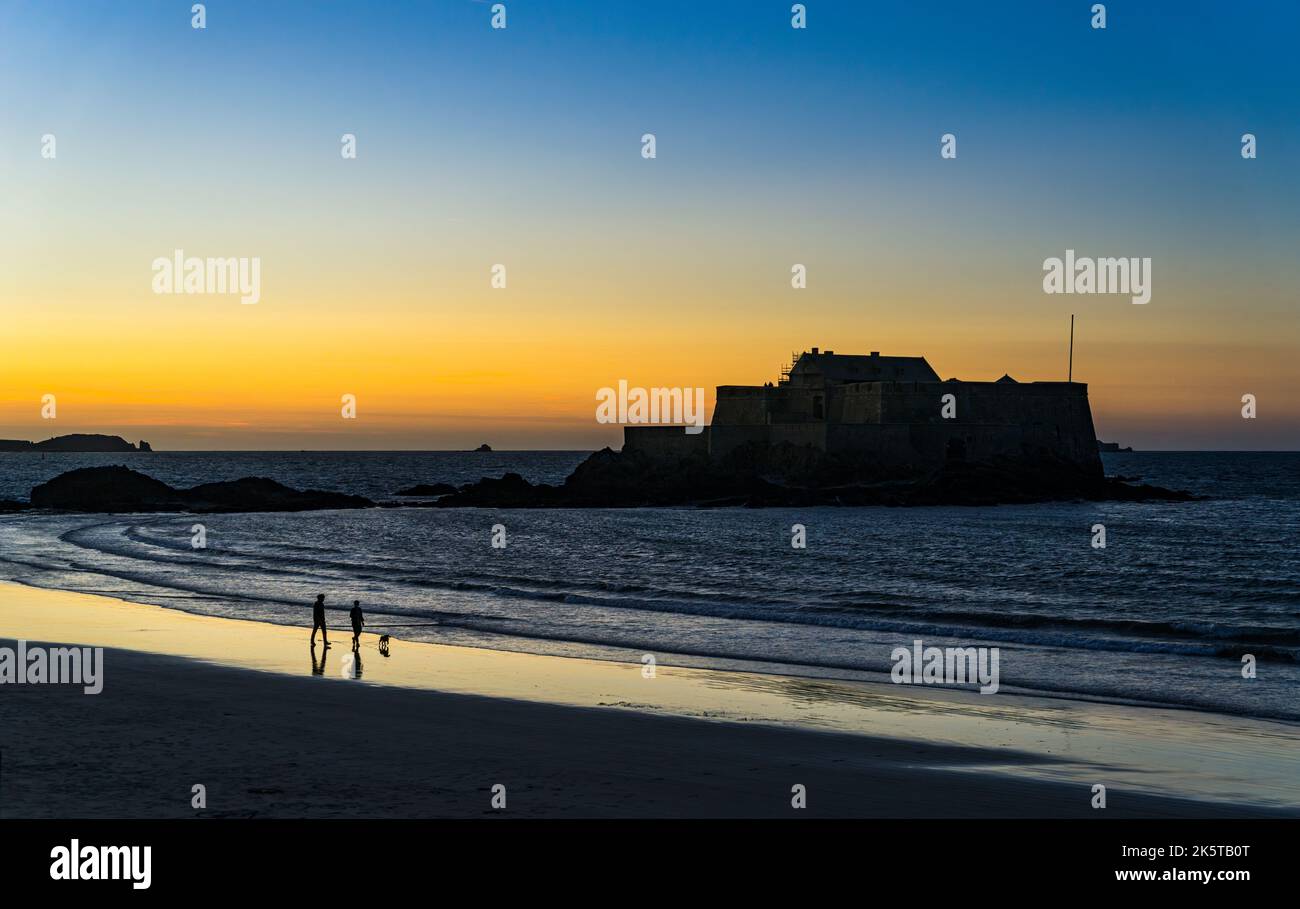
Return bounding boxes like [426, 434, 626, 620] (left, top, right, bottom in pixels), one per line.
[342, 648, 362, 679]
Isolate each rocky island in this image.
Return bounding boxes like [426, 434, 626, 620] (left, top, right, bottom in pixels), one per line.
[428, 348, 1193, 507]
[0, 434, 152, 453]
[432, 443, 1191, 508]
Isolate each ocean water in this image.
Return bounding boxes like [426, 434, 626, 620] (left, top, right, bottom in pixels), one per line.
[0, 450, 1297, 720]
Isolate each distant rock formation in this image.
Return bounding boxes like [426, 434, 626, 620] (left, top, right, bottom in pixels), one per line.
[0, 434, 153, 453]
[474, 443, 493, 452]
[1097, 440, 1134, 453]
[30, 466, 373, 513]
[394, 483, 458, 497]
[24, 453, 1190, 514]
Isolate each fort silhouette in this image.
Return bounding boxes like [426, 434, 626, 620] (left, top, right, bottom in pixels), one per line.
[625, 348, 1102, 478]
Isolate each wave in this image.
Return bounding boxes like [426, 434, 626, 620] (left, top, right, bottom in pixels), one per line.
[13, 518, 1292, 666]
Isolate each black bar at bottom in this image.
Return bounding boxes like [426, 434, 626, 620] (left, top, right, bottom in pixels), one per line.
[0, 818, 1288, 893]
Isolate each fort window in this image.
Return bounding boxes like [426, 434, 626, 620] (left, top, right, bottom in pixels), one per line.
[813, 396, 824, 420]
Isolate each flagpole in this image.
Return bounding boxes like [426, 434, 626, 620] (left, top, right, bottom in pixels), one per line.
[1068, 314, 1075, 383]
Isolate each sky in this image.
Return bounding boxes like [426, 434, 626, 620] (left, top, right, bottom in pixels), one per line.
[1, 0, 1297, 450]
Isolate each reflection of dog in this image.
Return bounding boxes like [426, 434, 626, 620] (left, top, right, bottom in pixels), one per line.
[378, 635, 390, 656]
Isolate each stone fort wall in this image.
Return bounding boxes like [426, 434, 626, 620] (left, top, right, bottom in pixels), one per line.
[625, 380, 1101, 477]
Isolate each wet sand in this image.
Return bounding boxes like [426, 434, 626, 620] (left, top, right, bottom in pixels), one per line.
[1, 581, 1297, 818]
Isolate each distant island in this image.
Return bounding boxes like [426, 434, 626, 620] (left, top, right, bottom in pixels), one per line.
[0, 434, 152, 453]
[1097, 440, 1134, 453]
[475, 443, 493, 452]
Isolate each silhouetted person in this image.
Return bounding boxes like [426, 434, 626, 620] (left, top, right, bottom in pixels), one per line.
[350, 600, 364, 650]
[311, 594, 330, 648]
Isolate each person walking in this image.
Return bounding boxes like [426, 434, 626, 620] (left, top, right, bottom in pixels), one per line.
[310, 594, 330, 648]
[349, 600, 364, 650]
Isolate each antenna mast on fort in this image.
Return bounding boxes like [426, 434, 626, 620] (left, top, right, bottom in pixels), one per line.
[1068, 314, 1075, 383]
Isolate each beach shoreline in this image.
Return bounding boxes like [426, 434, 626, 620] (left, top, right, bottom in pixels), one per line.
[2, 580, 1298, 818]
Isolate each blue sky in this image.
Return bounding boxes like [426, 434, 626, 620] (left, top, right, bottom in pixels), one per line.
[1, 0, 1297, 448]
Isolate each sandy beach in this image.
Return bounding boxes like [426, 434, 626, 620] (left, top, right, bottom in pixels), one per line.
[1, 580, 1297, 819]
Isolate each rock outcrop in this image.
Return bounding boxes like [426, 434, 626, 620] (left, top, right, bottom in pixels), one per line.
[435, 444, 1194, 508]
[30, 466, 373, 513]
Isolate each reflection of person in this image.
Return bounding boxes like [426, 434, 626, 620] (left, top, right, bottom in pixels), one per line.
[311, 594, 330, 648]
[310, 642, 327, 676]
[350, 600, 364, 650]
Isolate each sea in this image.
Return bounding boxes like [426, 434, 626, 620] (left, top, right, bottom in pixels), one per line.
[1, 450, 1297, 721]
